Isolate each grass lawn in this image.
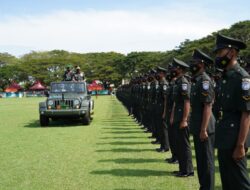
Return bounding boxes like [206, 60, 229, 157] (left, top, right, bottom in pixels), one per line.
[0, 96, 247, 190]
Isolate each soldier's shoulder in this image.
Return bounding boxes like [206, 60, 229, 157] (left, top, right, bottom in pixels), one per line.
[201, 72, 211, 80]
[181, 75, 190, 83]
[162, 78, 168, 85]
[234, 65, 249, 79]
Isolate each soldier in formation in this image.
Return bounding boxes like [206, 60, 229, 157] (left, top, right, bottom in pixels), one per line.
[116, 34, 250, 190]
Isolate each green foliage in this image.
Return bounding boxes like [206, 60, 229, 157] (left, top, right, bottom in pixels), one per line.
[0, 20, 249, 90]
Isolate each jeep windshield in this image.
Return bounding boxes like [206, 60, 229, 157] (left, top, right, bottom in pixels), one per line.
[51, 83, 85, 93]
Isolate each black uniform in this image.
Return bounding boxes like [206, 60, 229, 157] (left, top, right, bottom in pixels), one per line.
[190, 72, 215, 190]
[63, 70, 74, 81]
[215, 63, 250, 190]
[166, 78, 178, 162]
[173, 75, 194, 175]
[157, 78, 169, 151]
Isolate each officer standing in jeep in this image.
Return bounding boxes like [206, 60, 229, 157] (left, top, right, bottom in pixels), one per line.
[63, 65, 74, 81]
[74, 66, 84, 81]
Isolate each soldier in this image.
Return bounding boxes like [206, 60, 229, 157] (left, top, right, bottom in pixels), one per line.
[63, 65, 74, 81]
[213, 34, 250, 190]
[149, 69, 160, 142]
[189, 49, 215, 190]
[155, 66, 170, 152]
[170, 58, 194, 177]
[165, 66, 178, 164]
[74, 66, 84, 81]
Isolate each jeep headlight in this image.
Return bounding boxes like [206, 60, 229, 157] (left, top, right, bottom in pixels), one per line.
[48, 100, 53, 106]
[74, 99, 80, 105]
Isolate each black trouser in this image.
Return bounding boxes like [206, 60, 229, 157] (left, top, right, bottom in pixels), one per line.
[154, 105, 169, 150]
[167, 118, 178, 160]
[174, 124, 193, 173]
[193, 134, 215, 190]
[218, 149, 250, 190]
[151, 104, 158, 138]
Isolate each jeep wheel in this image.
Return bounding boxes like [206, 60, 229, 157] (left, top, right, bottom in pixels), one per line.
[40, 115, 49, 127]
[82, 111, 91, 125]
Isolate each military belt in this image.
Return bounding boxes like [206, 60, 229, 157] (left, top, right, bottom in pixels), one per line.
[218, 111, 241, 121]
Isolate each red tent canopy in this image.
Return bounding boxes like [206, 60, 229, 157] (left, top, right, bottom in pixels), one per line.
[87, 80, 104, 91]
[5, 82, 22, 93]
[29, 81, 46, 90]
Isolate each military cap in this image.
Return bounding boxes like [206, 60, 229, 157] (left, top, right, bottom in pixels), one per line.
[172, 58, 189, 69]
[213, 34, 247, 53]
[156, 66, 167, 73]
[150, 69, 157, 74]
[66, 64, 72, 68]
[192, 49, 213, 65]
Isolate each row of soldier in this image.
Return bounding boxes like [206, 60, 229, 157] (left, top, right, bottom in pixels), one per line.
[63, 65, 85, 81]
[117, 34, 250, 190]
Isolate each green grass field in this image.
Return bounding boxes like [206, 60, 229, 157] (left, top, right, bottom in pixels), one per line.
[0, 96, 246, 190]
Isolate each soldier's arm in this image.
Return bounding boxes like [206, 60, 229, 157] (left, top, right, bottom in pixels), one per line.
[200, 103, 212, 141]
[180, 99, 190, 128]
[233, 112, 250, 161]
[170, 102, 175, 125]
[162, 94, 167, 119]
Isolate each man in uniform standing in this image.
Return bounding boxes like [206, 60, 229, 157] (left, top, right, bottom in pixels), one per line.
[63, 65, 74, 81]
[213, 34, 250, 190]
[74, 66, 84, 81]
[170, 58, 194, 177]
[155, 66, 169, 152]
[189, 49, 215, 190]
[166, 66, 178, 164]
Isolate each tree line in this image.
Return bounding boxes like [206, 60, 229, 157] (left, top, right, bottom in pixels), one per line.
[0, 20, 249, 91]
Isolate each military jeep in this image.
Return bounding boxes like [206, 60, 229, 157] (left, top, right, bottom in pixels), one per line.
[39, 81, 94, 126]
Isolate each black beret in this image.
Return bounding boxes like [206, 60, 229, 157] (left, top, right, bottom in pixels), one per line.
[156, 66, 167, 73]
[192, 49, 213, 65]
[172, 58, 189, 69]
[213, 34, 247, 53]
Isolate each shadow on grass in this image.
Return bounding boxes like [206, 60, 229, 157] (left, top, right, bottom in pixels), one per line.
[102, 127, 141, 130]
[24, 119, 87, 128]
[96, 141, 149, 145]
[98, 158, 163, 164]
[104, 131, 142, 134]
[100, 136, 146, 139]
[91, 169, 172, 177]
[96, 148, 154, 153]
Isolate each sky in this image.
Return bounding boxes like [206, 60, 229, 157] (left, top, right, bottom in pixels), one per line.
[0, 0, 249, 56]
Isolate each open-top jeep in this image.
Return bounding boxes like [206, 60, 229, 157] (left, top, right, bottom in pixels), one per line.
[39, 81, 94, 126]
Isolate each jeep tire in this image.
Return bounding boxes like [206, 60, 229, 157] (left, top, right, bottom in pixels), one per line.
[82, 111, 91, 125]
[40, 115, 49, 126]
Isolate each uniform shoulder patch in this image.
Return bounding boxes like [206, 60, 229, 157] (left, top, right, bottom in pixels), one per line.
[202, 80, 209, 90]
[242, 78, 250, 91]
[163, 85, 167, 90]
[182, 83, 188, 91]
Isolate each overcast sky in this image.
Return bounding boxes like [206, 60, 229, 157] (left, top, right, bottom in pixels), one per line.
[0, 0, 249, 56]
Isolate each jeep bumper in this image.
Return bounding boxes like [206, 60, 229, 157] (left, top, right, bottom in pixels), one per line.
[40, 109, 87, 117]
